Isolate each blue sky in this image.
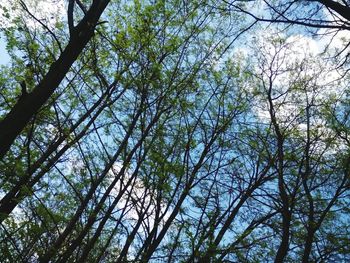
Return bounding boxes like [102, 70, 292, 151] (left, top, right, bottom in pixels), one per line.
[0, 37, 10, 65]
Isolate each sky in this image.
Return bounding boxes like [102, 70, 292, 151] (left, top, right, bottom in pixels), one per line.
[0, 37, 10, 65]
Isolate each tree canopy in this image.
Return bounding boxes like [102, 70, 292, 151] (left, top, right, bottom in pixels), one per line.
[0, 0, 349, 262]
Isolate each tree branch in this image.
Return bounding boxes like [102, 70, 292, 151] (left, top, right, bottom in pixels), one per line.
[68, 0, 75, 36]
[316, 0, 350, 22]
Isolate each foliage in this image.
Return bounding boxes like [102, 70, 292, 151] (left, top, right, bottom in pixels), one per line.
[0, 0, 349, 262]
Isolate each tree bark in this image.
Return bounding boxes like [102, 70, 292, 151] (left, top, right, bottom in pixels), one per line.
[317, 0, 350, 21]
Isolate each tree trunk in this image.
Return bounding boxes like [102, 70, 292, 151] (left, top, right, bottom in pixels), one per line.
[0, 0, 110, 159]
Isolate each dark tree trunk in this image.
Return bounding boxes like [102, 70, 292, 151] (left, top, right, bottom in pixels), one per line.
[0, 0, 110, 159]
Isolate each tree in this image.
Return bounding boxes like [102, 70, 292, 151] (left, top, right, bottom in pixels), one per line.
[0, 0, 110, 158]
[247, 33, 350, 262]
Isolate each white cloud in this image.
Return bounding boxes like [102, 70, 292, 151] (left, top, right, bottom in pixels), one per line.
[108, 163, 172, 230]
[241, 31, 345, 142]
[0, 0, 65, 30]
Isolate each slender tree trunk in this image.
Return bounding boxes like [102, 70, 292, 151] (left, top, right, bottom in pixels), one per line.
[301, 105, 315, 263]
[275, 210, 291, 263]
[302, 228, 315, 263]
[266, 68, 291, 263]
